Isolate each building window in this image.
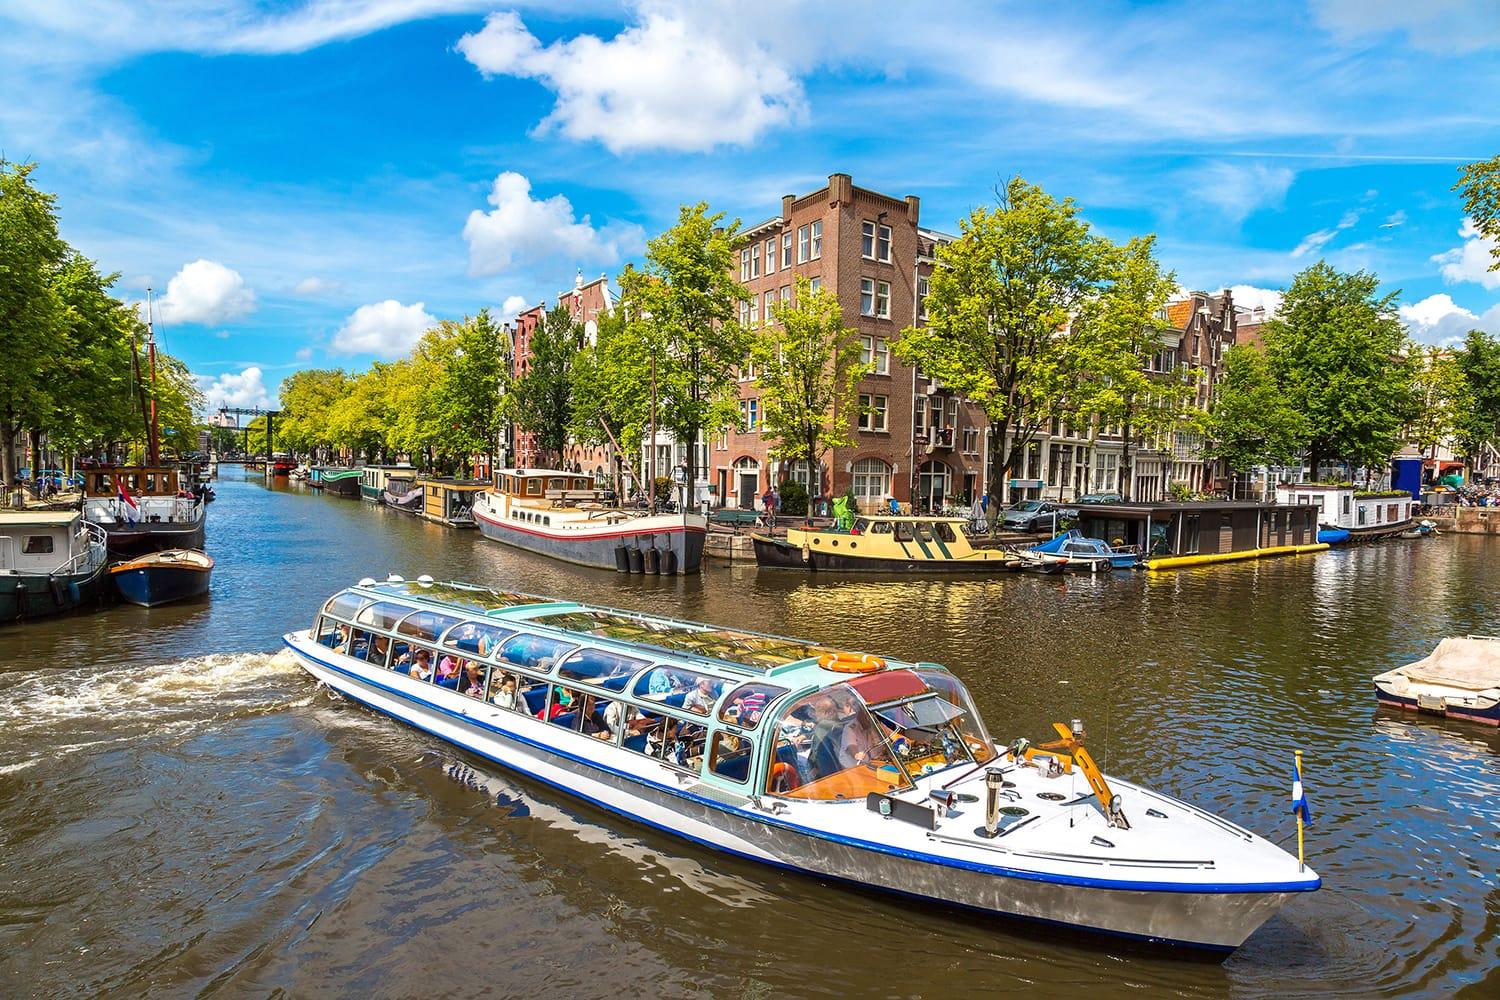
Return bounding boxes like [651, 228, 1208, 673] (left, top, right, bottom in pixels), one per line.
[750, 242, 761, 278]
[860, 277, 875, 316]
[810, 220, 823, 259]
[764, 290, 776, 325]
[851, 458, 891, 505]
[861, 221, 876, 259]
[783, 459, 819, 494]
[917, 276, 930, 321]
[740, 398, 760, 431]
[780, 284, 791, 304]
[809, 276, 822, 293]
[740, 248, 751, 281]
[858, 394, 888, 432]
[860, 335, 889, 375]
[739, 300, 750, 327]
[764, 238, 776, 275]
[749, 296, 759, 327]
[875, 281, 890, 319]
[797, 225, 809, 263]
[782, 231, 793, 268]
[963, 427, 980, 454]
[877, 224, 891, 262]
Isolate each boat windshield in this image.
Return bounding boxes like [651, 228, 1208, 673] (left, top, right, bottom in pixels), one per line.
[765, 684, 912, 801]
[910, 669, 995, 767]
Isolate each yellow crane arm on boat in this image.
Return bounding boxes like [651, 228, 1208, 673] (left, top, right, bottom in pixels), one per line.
[1024, 722, 1121, 816]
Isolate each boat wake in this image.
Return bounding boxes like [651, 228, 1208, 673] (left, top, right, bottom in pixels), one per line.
[0, 649, 308, 771]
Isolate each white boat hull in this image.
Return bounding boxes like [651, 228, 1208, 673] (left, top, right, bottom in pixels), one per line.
[285, 630, 1312, 950]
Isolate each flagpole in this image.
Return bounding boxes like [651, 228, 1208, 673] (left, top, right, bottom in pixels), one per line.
[1295, 749, 1305, 873]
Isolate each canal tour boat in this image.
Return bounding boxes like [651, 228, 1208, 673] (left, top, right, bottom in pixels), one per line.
[80, 466, 206, 557]
[285, 578, 1318, 950]
[0, 511, 110, 621]
[752, 515, 1019, 573]
[472, 469, 707, 574]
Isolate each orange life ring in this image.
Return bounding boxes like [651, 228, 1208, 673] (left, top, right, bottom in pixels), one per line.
[769, 762, 801, 794]
[816, 652, 887, 673]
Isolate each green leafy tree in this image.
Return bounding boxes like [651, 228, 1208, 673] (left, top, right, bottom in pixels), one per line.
[1067, 235, 1195, 500]
[893, 177, 1113, 511]
[43, 256, 139, 459]
[510, 304, 583, 467]
[1207, 344, 1307, 489]
[752, 276, 870, 498]
[1456, 155, 1500, 275]
[278, 369, 349, 460]
[617, 203, 752, 487]
[431, 310, 509, 475]
[1405, 345, 1467, 457]
[1453, 329, 1500, 464]
[1263, 262, 1412, 477]
[570, 307, 651, 491]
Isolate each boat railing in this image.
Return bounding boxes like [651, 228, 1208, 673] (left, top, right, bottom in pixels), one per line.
[57, 521, 109, 577]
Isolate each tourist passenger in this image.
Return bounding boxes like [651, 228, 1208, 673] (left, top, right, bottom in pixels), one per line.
[537, 687, 575, 721]
[461, 661, 485, 697]
[683, 677, 717, 715]
[435, 654, 462, 688]
[408, 649, 433, 681]
[491, 674, 519, 710]
[599, 699, 641, 741]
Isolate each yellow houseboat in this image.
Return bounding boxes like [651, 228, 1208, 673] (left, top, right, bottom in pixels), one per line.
[416, 477, 491, 528]
[752, 515, 1019, 573]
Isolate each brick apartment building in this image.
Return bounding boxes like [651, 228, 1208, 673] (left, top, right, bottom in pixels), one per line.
[506, 272, 616, 477]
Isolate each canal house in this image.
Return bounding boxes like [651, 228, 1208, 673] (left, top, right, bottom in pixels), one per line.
[416, 477, 491, 527]
[1073, 501, 1318, 560]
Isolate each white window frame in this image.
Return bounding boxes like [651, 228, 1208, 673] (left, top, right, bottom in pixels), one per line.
[859, 394, 888, 433]
[877, 224, 892, 262]
[861, 220, 876, 260]
[749, 296, 759, 327]
[764, 290, 776, 326]
[764, 238, 776, 275]
[860, 277, 875, 317]
[782, 231, 793, 268]
[809, 276, 822, 294]
[917, 276, 930, 321]
[797, 225, 809, 263]
[861, 335, 889, 375]
[810, 220, 823, 260]
[739, 300, 750, 327]
[876, 280, 891, 319]
[750, 242, 761, 278]
[851, 459, 891, 504]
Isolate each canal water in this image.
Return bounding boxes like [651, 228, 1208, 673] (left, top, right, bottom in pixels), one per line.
[1, 468, 1497, 998]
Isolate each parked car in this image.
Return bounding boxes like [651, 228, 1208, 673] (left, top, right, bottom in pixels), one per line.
[1058, 492, 1123, 519]
[1001, 500, 1058, 532]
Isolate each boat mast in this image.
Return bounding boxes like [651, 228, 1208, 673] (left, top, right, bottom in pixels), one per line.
[146, 290, 161, 466]
[131, 293, 153, 463]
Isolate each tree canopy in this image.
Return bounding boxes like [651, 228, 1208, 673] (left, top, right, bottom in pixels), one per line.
[509, 304, 582, 466]
[1206, 344, 1307, 483]
[1456, 154, 1500, 275]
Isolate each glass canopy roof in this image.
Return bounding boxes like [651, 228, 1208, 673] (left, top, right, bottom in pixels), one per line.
[529, 609, 824, 673]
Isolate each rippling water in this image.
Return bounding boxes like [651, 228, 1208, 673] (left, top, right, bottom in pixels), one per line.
[1, 468, 1498, 998]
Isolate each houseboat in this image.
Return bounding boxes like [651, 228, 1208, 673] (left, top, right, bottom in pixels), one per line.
[382, 472, 424, 512]
[472, 469, 707, 573]
[0, 511, 110, 621]
[360, 464, 417, 503]
[313, 467, 362, 498]
[1069, 501, 1322, 570]
[1273, 484, 1415, 542]
[752, 516, 1018, 573]
[109, 548, 214, 607]
[1373, 636, 1500, 726]
[285, 578, 1319, 950]
[81, 466, 206, 557]
[418, 476, 491, 527]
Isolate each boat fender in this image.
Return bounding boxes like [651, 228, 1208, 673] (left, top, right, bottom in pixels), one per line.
[643, 547, 660, 575]
[13, 580, 26, 620]
[49, 576, 66, 607]
[769, 762, 801, 794]
[614, 545, 630, 573]
[817, 652, 887, 673]
[661, 549, 678, 576]
[627, 547, 644, 574]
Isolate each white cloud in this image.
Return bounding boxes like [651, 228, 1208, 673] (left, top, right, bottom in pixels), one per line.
[1230, 285, 1284, 318]
[456, 10, 807, 153]
[1399, 293, 1500, 345]
[1380, 210, 1407, 229]
[295, 346, 314, 361]
[462, 171, 642, 277]
[1291, 210, 1362, 258]
[198, 365, 273, 411]
[1187, 162, 1296, 223]
[292, 275, 341, 296]
[157, 259, 256, 325]
[499, 295, 528, 321]
[1312, 0, 1500, 54]
[1432, 218, 1500, 290]
[332, 299, 437, 358]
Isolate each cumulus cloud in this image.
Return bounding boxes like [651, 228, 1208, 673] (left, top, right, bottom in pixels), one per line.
[292, 275, 341, 296]
[462, 171, 642, 277]
[499, 295, 528, 321]
[1230, 285, 1284, 318]
[198, 365, 274, 411]
[333, 299, 437, 358]
[1432, 218, 1500, 290]
[1399, 293, 1500, 345]
[157, 259, 256, 325]
[456, 11, 806, 153]
[1291, 210, 1362, 258]
[1188, 162, 1296, 223]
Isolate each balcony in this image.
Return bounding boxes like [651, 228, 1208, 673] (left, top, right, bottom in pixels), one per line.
[923, 426, 955, 453]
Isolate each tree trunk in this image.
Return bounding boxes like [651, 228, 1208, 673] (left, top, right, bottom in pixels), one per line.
[1119, 396, 1135, 502]
[0, 418, 15, 488]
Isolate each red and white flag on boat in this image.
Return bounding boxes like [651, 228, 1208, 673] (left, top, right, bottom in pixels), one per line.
[117, 477, 140, 523]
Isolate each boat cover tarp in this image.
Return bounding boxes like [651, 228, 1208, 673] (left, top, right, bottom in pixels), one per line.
[1400, 637, 1500, 692]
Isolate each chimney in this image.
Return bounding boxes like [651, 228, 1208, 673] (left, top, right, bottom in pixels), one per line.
[905, 194, 920, 227]
[782, 193, 795, 221]
[829, 173, 853, 206]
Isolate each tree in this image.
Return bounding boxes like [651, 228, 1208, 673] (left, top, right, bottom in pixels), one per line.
[617, 203, 751, 489]
[1263, 262, 1412, 478]
[431, 310, 509, 474]
[893, 177, 1113, 513]
[330, 362, 400, 463]
[752, 276, 870, 499]
[509, 304, 583, 466]
[1206, 344, 1307, 490]
[1405, 345, 1467, 457]
[278, 369, 349, 460]
[570, 306, 651, 490]
[1067, 235, 1194, 500]
[1454, 329, 1500, 464]
[0, 160, 68, 484]
[1456, 155, 1500, 275]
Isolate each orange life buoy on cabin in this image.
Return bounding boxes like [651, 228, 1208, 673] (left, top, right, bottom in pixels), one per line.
[769, 762, 801, 794]
[816, 652, 887, 673]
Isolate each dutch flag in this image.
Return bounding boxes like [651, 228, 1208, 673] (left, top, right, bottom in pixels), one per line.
[117, 478, 140, 524]
[1291, 759, 1312, 826]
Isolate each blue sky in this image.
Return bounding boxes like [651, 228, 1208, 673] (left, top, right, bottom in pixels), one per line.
[2, 0, 1498, 412]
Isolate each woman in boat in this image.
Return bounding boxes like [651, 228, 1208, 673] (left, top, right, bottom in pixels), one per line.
[490, 673, 519, 710]
[407, 648, 433, 681]
[461, 660, 485, 698]
[435, 654, 462, 689]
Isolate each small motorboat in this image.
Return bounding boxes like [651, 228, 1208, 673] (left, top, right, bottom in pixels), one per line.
[109, 548, 214, 607]
[1373, 636, 1500, 726]
[1316, 526, 1351, 545]
[1029, 530, 1141, 571]
[1009, 549, 1069, 574]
